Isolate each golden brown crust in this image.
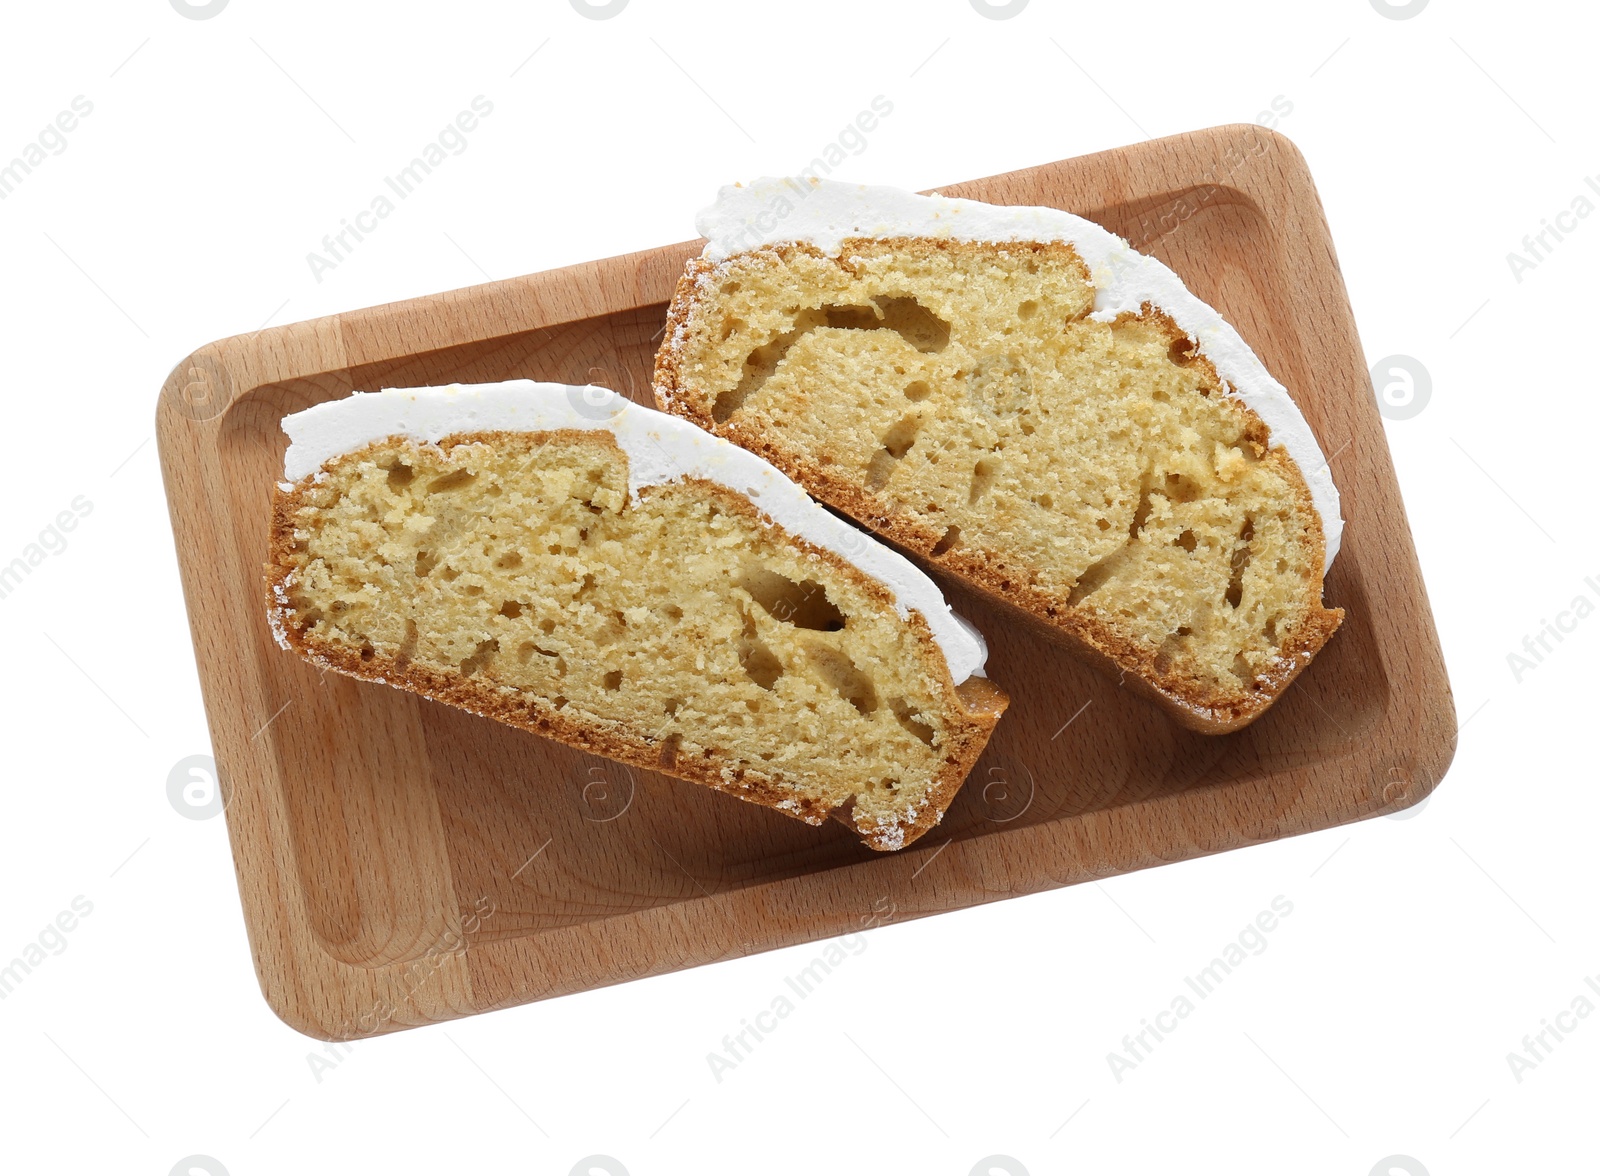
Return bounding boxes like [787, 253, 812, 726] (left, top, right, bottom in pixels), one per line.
[266, 434, 1007, 850]
[653, 240, 1342, 734]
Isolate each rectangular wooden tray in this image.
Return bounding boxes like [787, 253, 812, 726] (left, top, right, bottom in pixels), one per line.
[157, 125, 1455, 1040]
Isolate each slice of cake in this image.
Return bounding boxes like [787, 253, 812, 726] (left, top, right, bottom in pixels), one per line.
[267, 381, 1006, 850]
[654, 178, 1345, 733]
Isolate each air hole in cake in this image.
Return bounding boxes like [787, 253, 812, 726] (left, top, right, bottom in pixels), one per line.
[882, 415, 921, 459]
[1017, 300, 1039, 320]
[713, 297, 950, 423]
[864, 451, 894, 491]
[359, 643, 375, 662]
[931, 526, 961, 557]
[1168, 337, 1199, 366]
[807, 646, 879, 716]
[537, 617, 555, 635]
[1264, 617, 1278, 644]
[889, 697, 936, 747]
[1034, 493, 1054, 509]
[664, 696, 682, 716]
[720, 316, 745, 341]
[552, 694, 568, 709]
[427, 469, 477, 493]
[1129, 483, 1156, 537]
[866, 415, 923, 491]
[464, 584, 484, 596]
[970, 458, 1000, 505]
[603, 669, 623, 691]
[1095, 518, 1111, 531]
[439, 565, 460, 582]
[721, 281, 741, 294]
[1152, 388, 1171, 404]
[735, 567, 846, 631]
[396, 618, 419, 666]
[495, 551, 522, 570]
[872, 296, 951, 353]
[661, 603, 683, 620]
[659, 733, 681, 769]
[1176, 529, 1198, 553]
[386, 462, 415, 490]
[825, 305, 881, 331]
[499, 600, 523, 618]
[1226, 517, 1255, 609]
[460, 638, 498, 676]
[1232, 654, 1256, 685]
[1165, 473, 1202, 503]
[736, 612, 784, 690]
[903, 380, 931, 402]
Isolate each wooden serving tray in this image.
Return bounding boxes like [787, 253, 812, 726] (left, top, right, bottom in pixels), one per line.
[158, 125, 1454, 1040]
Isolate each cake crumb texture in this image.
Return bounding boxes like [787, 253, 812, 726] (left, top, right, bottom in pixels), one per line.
[267, 428, 1006, 849]
[656, 238, 1341, 730]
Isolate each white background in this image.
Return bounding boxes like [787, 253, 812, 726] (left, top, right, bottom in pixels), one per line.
[1, 0, 1594, 1172]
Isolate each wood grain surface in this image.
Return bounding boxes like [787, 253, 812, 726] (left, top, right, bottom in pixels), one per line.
[156, 125, 1455, 1040]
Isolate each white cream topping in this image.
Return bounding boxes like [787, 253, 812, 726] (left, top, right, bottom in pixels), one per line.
[696, 178, 1342, 571]
[280, 381, 988, 683]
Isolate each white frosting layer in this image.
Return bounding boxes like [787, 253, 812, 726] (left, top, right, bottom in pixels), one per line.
[697, 178, 1342, 571]
[280, 381, 988, 683]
